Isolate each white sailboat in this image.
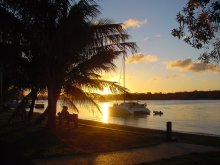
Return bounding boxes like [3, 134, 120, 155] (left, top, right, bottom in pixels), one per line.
[109, 55, 151, 116]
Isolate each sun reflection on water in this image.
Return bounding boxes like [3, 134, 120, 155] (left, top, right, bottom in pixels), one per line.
[100, 102, 109, 123]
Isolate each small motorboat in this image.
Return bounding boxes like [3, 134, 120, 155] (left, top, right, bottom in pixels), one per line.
[153, 110, 163, 115]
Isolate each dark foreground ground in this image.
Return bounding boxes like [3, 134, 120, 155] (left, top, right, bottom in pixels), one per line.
[1, 110, 220, 165]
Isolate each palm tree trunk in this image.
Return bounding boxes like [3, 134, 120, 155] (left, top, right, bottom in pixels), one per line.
[35, 106, 48, 124]
[47, 83, 60, 128]
[27, 88, 38, 121]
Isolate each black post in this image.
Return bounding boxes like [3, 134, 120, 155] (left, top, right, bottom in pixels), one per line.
[166, 121, 172, 141]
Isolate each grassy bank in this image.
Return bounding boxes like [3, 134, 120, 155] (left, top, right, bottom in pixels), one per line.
[0, 110, 164, 162]
[78, 119, 220, 147]
[0, 111, 79, 165]
[1, 110, 220, 164]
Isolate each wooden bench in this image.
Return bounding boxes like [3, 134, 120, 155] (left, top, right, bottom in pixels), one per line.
[58, 112, 78, 128]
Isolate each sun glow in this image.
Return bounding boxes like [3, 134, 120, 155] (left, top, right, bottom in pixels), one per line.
[100, 102, 109, 123]
[97, 87, 112, 95]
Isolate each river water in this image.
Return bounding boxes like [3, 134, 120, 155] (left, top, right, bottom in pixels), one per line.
[35, 100, 220, 136]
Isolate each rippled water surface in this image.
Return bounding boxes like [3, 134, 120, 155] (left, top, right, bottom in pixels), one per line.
[35, 100, 220, 136]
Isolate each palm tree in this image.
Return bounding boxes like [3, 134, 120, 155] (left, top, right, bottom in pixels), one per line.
[0, 2, 48, 119]
[45, 1, 137, 128]
[1, 0, 137, 128]
[0, 4, 28, 110]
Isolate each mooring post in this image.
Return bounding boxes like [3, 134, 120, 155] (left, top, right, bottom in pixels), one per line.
[166, 121, 172, 141]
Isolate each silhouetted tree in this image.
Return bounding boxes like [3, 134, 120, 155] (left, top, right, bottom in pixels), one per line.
[172, 0, 220, 64]
[1, 0, 137, 128]
[0, 3, 47, 119]
[0, 4, 27, 110]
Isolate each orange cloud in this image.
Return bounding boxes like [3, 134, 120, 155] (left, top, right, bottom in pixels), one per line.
[123, 18, 147, 29]
[166, 58, 220, 73]
[126, 53, 158, 64]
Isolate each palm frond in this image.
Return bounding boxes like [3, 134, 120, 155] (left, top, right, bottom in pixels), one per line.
[64, 74, 128, 95]
[61, 86, 102, 113]
[70, 0, 100, 20]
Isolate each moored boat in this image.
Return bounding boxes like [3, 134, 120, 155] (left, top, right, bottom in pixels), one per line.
[109, 102, 150, 116]
[153, 110, 163, 115]
[109, 54, 151, 116]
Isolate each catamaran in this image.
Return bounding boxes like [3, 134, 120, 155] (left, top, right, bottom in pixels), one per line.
[109, 55, 151, 116]
[110, 101, 150, 116]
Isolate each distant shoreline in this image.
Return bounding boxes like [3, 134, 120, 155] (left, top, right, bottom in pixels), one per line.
[36, 90, 220, 100]
[101, 90, 220, 100]
[100, 98, 220, 101]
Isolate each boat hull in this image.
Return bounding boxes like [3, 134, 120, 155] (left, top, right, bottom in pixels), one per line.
[109, 102, 151, 117]
[153, 111, 163, 115]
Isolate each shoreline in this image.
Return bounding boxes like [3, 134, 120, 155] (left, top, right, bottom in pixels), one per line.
[1, 110, 220, 164]
[174, 130, 220, 138]
[78, 118, 220, 138]
[78, 119, 220, 144]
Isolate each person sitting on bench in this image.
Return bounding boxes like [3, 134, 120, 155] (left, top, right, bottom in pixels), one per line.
[58, 106, 78, 128]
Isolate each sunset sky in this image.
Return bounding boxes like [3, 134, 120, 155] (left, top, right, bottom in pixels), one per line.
[98, 0, 220, 93]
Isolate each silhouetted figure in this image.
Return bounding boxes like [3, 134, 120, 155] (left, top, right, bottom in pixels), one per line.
[61, 106, 69, 119]
[58, 106, 69, 124]
[58, 106, 78, 128]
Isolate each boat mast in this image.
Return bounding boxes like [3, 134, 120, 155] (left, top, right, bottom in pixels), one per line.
[123, 54, 125, 103]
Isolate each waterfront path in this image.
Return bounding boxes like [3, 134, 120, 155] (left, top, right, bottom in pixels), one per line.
[33, 142, 220, 165]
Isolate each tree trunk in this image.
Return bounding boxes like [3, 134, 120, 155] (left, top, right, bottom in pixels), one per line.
[35, 106, 49, 124]
[47, 83, 60, 128]
[28, 88, 37, 121]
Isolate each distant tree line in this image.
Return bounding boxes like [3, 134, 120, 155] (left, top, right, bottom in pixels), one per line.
[103, 90, 220, 100]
